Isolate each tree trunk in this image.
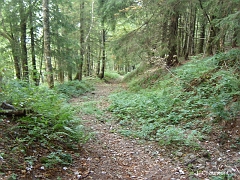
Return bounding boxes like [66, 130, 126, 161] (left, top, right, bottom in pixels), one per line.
[99, 28, 106, 79]
[166, 12, 179, 67]
[75, 1, 85, 81]
[198, 18, 206, 54]
[43, 0, 54, 88]
[206, 16, 216, 56]
[232, 28, 238, 48]
[20, 5, 29, 82]
[183, 3, 197, 60]
[206, 27, 214, 55]
[29, 6, 39, 85]
[182, 13, 189, 60]
[58, 47, 65, 83]
[86, 43, 91, 76]
[161, 20, 168, 57]
[68, 67, 73, 81]
[177, 15, 183, 57]
[10, 37, 21, 79]
[96, 40, 101, 76]
[190, 6, 197, 55]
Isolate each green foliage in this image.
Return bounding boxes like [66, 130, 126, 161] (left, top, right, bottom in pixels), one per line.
[214, 48, 240, 72]
[103, 71, 122, 83]
[157, 126, 202, 147]
[40, 150, 72, 168]
[123, 63, 148, 83]
[210, 173, 234, 180]
[7, 173, 18, 180]
[108, 50, 240, 148]
[0, 80, 89, 149]
[128, 68, 168, 91]
[54, 80, 94, 98]
[78, 101, 103, 116]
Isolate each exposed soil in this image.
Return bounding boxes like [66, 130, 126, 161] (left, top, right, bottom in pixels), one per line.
[0, 82, 239, 179]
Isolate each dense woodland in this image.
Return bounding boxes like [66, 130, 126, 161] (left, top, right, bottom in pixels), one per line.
[0, 0, 240, 179]
[0, 0, 239, 85]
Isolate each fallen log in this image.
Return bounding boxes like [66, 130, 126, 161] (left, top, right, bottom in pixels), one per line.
[0, 109, 28, 117]
[0, 102, 33, 117]
[1, 102, 15, 110]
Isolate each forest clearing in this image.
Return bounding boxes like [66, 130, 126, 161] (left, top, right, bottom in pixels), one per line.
[0, 0, 240, 179]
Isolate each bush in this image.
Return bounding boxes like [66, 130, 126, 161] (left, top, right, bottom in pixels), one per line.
[1, 80, 89, 149]
[103, 71, 122, 83]
[54, 80, 94, 98]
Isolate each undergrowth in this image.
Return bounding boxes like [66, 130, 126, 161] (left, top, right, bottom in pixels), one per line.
[108, 49, 240, 149]
[103, 71, 122, 83]
[0, 80, 90, 173]
[54, 80, 94, 98]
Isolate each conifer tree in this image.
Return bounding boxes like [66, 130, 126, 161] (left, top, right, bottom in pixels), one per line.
[43, 0, 54, 88]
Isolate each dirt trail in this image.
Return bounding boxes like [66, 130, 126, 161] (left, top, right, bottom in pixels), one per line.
[70, 83, 186, 180]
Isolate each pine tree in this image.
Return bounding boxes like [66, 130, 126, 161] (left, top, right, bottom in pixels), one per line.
[43, 0, 54, 88]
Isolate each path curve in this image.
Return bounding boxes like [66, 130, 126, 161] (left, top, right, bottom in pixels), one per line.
[70, 83, 186, 180]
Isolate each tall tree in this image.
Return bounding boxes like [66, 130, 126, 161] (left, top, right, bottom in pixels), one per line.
[98, 27, 106, 79]
[19, 0, 29, 81]
[166, 4, 179, 66]
[43, 0, 54, 88]
[197, 14, 206, 54]
[97, 0, 135, 77]
[0, 1, 22, 79]
[75, 1, 85, 81]
[29, 0, 39, 85]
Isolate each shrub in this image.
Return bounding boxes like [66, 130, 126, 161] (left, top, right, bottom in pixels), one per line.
[103, 71, 122, 83]
[54, 80, 94, 98]
[1, 80, 89, 149]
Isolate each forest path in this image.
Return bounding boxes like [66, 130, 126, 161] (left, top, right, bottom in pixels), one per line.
[70, 82, 186, 180]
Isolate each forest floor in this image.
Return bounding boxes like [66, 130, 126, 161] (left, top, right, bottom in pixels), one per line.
[0, 81, 239, 179]
[69, 82, 240, 180]
[69, 82, 186, 180]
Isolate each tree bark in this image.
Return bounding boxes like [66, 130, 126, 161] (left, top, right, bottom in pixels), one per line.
[43, 0, 54, 88]
[198, 18, 206, 54]
[68, 67, 73, 81]
[29, 5, 39, 85]
[10, 37, 21, 79]
[166, 12, 179, 67]
[161, 20, 168, 57]
[183, 3, 197, 60]
[96, 42, 101, 76]
[99, 28, 106, 79]
[206, 16, 216, 56]
[75, 1, 85, 81]
[20, 3, 29, 82]
[86, 43, 91, 76]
